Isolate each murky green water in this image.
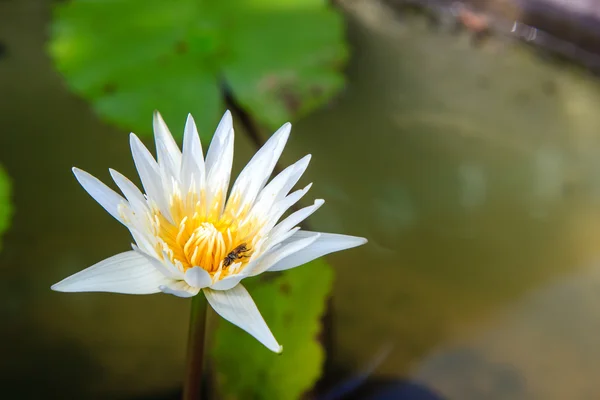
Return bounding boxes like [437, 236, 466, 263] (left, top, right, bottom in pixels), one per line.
[4, 0, 600, 399]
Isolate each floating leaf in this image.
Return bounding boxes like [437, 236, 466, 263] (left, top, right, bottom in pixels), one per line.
[222, 0, 347, 128]
[49, 0, 347, 140]
[0, 166, 12, 251]
[212, 259, 334, 400]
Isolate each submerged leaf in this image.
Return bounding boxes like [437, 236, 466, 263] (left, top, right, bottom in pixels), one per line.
[212, 259, 334, 400]
[0, 166, 12, 251]
[49, 0, 347, 140]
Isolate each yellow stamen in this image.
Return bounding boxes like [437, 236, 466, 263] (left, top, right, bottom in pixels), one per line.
[152, 192, 262, 278]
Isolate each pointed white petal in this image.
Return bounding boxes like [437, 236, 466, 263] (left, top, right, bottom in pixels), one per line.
[130, 133, 161, 195]
[130, 133, 171, 219]
[250, 232, 320, 276]
[184, 267, 213, 289]
[134, 248, 184, 279]
[109, 169, 148, 213]
[251, 155, 311, 219]
[208, 272, 249, 291]
[268, 199, 324, 244]
[73, 167, 126, 223]
[263, 226, 300, 253]
[159, 280, 200, 298]
[264, 154, 311, 202]
[226, 123, 291, 216]
[153, 111, 182, 179]
[205, 110, 233, 172]
[204, 284, 282, 353]
[259, 183, 312, 236]
[268, 231, 368, 272]
[51, 251, 170, 294]
[128, 227, 157, 256]
[205, 111, 234, 214]
[181, 114, 205, 193]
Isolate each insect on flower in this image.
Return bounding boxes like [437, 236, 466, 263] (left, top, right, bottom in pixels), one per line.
[223, 243, 250, 267]
[51, 110, 367, 352]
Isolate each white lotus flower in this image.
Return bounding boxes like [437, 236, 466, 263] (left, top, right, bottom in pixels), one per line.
[52, 111, 367, 352]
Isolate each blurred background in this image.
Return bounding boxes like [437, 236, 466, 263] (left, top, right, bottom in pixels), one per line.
[4, 0, 600, 399]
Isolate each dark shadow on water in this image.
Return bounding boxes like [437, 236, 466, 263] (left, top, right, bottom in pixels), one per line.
[1, 322, 103, 399]
[320, 376, 446, 400]
[129, 390, 180, 400]
[358, 380, 446, 400]
[0, 41, 6, 60]
[121, 368, 446, 400]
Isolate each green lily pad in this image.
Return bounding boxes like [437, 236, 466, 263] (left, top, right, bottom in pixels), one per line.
[222, 1, 347, 129]
[0, 166, 12, 251]
[212, 259, 334, 400]
[49, 0, 347, 140]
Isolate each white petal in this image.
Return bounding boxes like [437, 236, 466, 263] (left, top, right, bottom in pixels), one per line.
[263, 226, 300, 253]
[51, 251, 170, 294]
[181, 114, 205, 193]
[265, 154, 311, 202]
[109, 169, 148, 213]
[205, 111, 234, 214]
[225, 123, 291, 217]
[250, 232, 320, 276]
[268, 199, 324, 245]
[130, 133, 171, 219]
[251, 155, 311, 219]
[259, 183, 312, 236]
[205, 111, 233, 172]
[255, 154, 311, 209]
[184, 267, 213, 289]
[208, 272, 248, 291]
[153, 111, 182, 179]
[129, 228, 156, 255]
[268, 231, 368, 272]
[134, 248, 184, 279]
[204, 284, 282, 353]
[159, 280, 200, 298]
[73, 167, 126, 223]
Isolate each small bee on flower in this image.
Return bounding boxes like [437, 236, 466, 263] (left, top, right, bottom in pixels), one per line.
[51, 110, 367, 352]
[223, 243, 250, 267]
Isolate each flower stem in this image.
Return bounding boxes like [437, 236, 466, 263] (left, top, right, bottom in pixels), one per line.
[183, 292, 208, 400]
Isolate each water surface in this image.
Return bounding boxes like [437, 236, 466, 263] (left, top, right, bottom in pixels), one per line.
[3, 0, 600, 398]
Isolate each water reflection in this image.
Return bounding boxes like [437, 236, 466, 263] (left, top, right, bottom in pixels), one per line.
[413, 262, 600, 399]
[372, 184, 418, 248]
[530, 146, 565, 219]
[458, 163, 486, 210]
[303, 1, 600, 397]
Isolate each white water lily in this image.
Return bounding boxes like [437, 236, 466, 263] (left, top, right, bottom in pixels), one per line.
[52, 111, 367, 352]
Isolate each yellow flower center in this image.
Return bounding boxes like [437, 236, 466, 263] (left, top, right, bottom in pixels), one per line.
[151, 191, 259, 277]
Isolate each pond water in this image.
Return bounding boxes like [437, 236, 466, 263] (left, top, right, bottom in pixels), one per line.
[3, 0, 600, 399]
